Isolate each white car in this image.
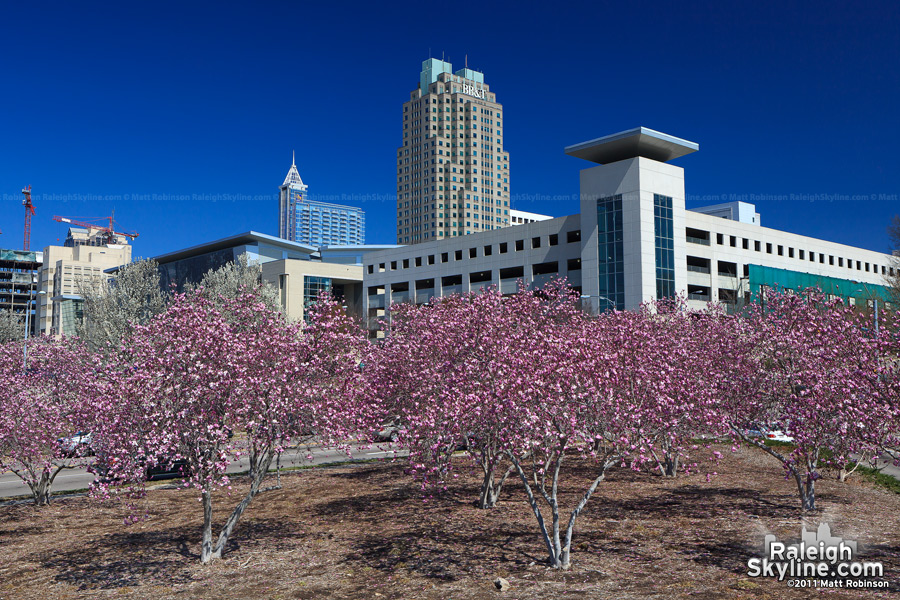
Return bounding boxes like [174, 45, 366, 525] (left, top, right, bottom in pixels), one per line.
[57, 432, 93, 456]
[744, 423, 794, 443]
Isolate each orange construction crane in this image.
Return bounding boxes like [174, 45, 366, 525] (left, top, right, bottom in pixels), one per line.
[52, 212, 139, 244]
[22, 186, 35, 251]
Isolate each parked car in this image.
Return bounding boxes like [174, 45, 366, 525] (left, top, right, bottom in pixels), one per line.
[57, 432, 93, 457]
[92, 451, 191, 483]
[744, 422, 794, 443]
[373, 417, 406, 442]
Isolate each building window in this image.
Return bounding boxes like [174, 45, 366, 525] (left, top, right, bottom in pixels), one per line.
[403, 259, 409, 269]
[415, 257, 422, 267]
[716, 233, 724, 245]
[686, 228, 710, 245]
[567, 230, 581, 243]
[597, 194, 625, 310]
[499, 242, 508, 254]
[455, 249, 462, 260]
[532, 236, 541, 249]
[303, 276, 332, 322]
[484, 244, 493, 256]
[766, 243, 772, 254]
[515, 239, 524, 251]
[654, 194, 675, 300]
[469, 247, 477, 258]
[441, 252, 448, 263]
[799, 250, 805, 260]
[730, 236, 737, 247]
[777, 245, 783, 256]
[742, 238, 749, 250]
[549, 234, 559, 246]
[755, 240, 761, 252]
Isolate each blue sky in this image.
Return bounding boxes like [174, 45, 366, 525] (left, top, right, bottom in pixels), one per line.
[1, 1, 898, 258]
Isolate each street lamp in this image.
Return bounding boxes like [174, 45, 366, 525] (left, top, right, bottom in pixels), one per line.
[580, 293, 615, 315]
[23, 290, 46, 370]
[851, 281, 880, 337]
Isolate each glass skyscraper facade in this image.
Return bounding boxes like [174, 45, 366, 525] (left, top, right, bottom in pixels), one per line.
[597, 194, 625, 311]
[278, 157, 365, 246]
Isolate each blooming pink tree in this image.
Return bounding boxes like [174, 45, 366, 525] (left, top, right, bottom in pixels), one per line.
[712, 288, 894, 512]
[503, 295, 725, 569]
[0, 338, 96, 506]
[373, 289, 524, 508]
[92, 289, 368, 563]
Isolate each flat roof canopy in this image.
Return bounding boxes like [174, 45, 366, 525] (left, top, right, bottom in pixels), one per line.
[565, 127, 699, 165]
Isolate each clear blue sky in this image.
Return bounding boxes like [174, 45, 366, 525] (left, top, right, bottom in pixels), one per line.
[1, 1, 898, 258]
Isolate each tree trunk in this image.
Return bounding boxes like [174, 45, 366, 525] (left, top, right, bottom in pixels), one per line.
[476, 460, 513, 509]
[208, 450, 276, 561]
[200, 488, 214, 564]
[662, 452, 679, 477]
[509, 455, 558, 566]
[27, 466, 64, 506]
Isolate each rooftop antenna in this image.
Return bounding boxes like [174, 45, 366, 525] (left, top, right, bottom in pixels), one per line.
[292, 150, 296, 166]
[465, 54, 468, 68]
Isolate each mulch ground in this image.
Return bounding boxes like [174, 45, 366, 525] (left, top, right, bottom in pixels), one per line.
[1, 445, 899, 599]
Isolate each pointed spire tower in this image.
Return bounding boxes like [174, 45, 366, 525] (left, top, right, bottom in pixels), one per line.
[279, 152, 308, 240]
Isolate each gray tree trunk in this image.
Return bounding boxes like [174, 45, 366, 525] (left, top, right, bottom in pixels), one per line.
[200, 449, 277, 563]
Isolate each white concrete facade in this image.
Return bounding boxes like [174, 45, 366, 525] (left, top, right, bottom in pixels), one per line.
[364, 127, 896, 333]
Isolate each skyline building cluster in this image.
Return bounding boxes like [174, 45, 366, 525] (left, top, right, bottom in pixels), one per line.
[2, 56, 897, 340]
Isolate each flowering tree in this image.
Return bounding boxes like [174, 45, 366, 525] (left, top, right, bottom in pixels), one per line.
[714, 288, 893, 511]
[0, 309, 24, 343]
[93, 289, 368, 563]
[77, 258, 168, 355]
[374, 288, 536, 508]
[0, 338, 95, 505]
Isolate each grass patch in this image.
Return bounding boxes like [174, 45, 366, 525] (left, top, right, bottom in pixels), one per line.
[854, 464, 900, 494]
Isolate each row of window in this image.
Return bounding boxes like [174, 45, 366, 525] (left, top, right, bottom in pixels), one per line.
[686, 228, 895, 277]
[368, 230, 582, 274]
[368, 258, 583, 296]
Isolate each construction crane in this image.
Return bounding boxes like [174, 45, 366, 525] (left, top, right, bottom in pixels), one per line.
[52, 212, 139, 245]
[22, 186, 35, 251]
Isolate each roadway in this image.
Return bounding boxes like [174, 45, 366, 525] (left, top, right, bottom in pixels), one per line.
[0, 442, 405, 500]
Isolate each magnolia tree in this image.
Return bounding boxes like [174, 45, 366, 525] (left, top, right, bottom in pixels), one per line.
[504, 294, 729, 569]
[92, 289, 368, 563]
[373, 287, 541, 509]
[0, 338, 96, 505]
[712, 289, 894, 512]
[77, 258, 168, 355]
[0, 309, 24, 343]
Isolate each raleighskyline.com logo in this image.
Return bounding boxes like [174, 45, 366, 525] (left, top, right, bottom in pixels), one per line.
[747, 523, 887, 589]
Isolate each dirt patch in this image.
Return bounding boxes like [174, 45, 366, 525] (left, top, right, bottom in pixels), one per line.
[1, 446, 898, 599]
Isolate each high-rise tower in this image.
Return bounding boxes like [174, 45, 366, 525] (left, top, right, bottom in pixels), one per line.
[278, 155, 365, 246]
[279, 153, 308, 241]
[397, 58, 510, 245]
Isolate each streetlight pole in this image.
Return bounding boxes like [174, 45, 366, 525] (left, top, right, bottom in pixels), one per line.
[580, 294, 615, 315]
[852, 280, 880, 337]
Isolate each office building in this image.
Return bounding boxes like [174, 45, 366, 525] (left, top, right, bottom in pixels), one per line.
[397, 58, 510, 244]
[37, 228, 133, 336]
[365, 127, 894, 335]
[151, 231, 397, 323]
[0, 248, 42, 337]
[279, 155, 365, 246]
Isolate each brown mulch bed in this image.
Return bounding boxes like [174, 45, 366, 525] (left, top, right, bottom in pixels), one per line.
[1, 446, 899, 599]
